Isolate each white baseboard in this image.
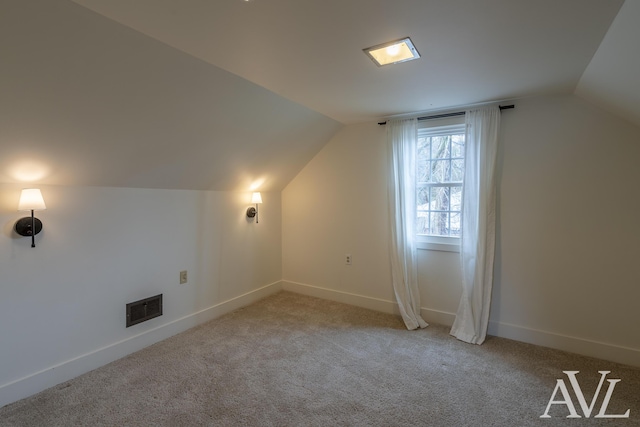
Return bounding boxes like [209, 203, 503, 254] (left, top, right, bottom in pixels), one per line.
[282, 280, 458, 327]
[421, 308, 457, 327]
[0, 282, 282, 408]
[281, 280, 401, 315]
[282, 280, 639, 368]
[488, 320, 640, 368]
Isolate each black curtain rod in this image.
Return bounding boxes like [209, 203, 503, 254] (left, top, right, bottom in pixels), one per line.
[377, 104, 514, 125]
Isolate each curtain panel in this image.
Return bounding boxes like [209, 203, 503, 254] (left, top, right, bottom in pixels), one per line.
[387, 118, 428, 330]
[450, 106, 501, 344]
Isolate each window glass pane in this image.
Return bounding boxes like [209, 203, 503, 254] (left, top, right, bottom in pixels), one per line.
[430, 186, 450, 211]
[431, 136, 450, 160]
[451, 159, 464, 182]
[431, 160, 449, 182]
[417, 160, 429, 183]
[451, 186, 462, 211]
[417, 186, 430, 207]
[416, 213, 428, 235]
[450, 212, 461, 236]
[451, 135, 464, 157]
[430, 212, 449, 236]
[417, 138, 430, 161]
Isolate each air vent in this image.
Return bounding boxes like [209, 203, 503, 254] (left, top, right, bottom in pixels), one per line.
[126, 294, 162, 327]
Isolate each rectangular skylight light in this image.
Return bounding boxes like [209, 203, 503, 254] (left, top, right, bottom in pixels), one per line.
[363, 37, 420, 67]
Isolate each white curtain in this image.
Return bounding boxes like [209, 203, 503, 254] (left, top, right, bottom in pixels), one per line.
[450, 106, 500, 344]
[387, 118, 428, 330]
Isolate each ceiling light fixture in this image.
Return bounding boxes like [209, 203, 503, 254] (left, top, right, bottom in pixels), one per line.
[363, 37, 420, 67]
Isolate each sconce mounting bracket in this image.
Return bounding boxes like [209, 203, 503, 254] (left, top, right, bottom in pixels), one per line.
[246, 207, 257, 218]
[15, 217, 43, 236]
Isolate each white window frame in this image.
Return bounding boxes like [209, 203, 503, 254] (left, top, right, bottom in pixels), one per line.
[415, 116, 465, 252]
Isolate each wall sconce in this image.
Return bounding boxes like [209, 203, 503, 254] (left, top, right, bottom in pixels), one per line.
[246, 192, 262, 223]
[15, 188, 46, 248]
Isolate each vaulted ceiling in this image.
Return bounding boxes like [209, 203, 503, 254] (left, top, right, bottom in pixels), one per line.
[1, 0, 636, 191]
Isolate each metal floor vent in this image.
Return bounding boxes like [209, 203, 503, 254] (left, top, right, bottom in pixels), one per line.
[126, 294, 162, 327]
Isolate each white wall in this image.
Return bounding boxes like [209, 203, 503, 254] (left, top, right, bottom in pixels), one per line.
[282, 94, 640, 366]
[491, 94, 640, 362]
[0, 185, 281, 406]
[281, 124, 397, 308]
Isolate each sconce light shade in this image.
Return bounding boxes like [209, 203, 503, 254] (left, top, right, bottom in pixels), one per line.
[251, 192, 263, 204]
[18, 188, 46, 211]
[15, 188, 46, 247]
[247, 192, 262, 223]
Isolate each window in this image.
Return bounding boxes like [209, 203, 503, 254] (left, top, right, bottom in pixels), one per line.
[416, 118, 465, 249]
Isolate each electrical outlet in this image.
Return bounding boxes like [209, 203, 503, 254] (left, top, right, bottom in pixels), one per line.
[179, 270, 188, 284]
[345, 254, 352, 265]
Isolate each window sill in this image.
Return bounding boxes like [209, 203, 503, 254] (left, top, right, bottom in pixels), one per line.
[416, 238, 460, 253]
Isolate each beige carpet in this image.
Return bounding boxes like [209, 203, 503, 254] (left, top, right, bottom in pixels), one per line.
[1, 291, 638, 426]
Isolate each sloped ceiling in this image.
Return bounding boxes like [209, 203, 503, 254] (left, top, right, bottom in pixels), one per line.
[0, 0, 341, 191]
[576, 0, 640, 128]
[2, 0, 634, 192]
